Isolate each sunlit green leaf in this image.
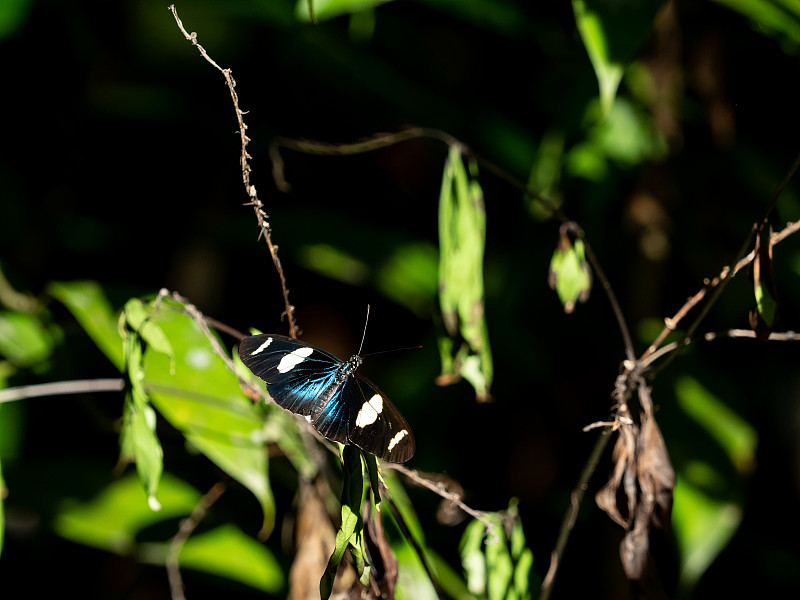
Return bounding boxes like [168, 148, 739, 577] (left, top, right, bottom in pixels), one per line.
[591, 97, 669, 165]
[168, 524, 284, 593]
[140, 303, 275, 535]
[573, 0, 624, 115]
[672, 472, 743, 590]
[376, 241, 438, 316]
[321, 445, 366, 598]
[54, 473, 201, 554]
[296, 0, 393, 23]
[123, 298, 174, 365]
[572, 0, 663, 114]
[675, 376, 758, 473]
[0, 310, 55, 367]
[298, 243, 370, 285]
[48, 281, 124, 370]
[713, 0, 800, 53]
[549, 237, 592, 313]
[458, 501, 533, 600]
[438, 145, 493, 400]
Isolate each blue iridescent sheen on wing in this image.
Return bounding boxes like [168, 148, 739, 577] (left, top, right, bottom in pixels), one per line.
[239, 333, 415, 462]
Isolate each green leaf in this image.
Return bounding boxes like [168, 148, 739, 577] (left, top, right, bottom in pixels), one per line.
[363, 450, 381, 509]
[140, 301, 275, 535]
[675, 376, 758, 473]
[123, 298, 174, 362]
[295, 0, 393, 23]
[572, 0, 663, 114]
[0, 310, 56, 367]
[549, 237, 592, 313]
[672, 472, 743, 590]
[438, 145, 494, 400]
[167, 524, 284, 593]
[48, 281, 124, 370]
[755, 279, 778, 325]
[573, 0, 624, 115]
[458, 501, 534, 600]
[119, 308, 164, 512]
[713, 0, 800, 52]
[54, 473, 201, 554]
[320, 445, 368, 599]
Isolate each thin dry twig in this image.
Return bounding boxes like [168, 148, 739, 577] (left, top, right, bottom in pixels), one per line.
[641, 150, 800, 372]
[166, 481, 228, 600]
[168, 4, 298, 339]
[0, 378, 125, 403]
[382, 463, 496, 534]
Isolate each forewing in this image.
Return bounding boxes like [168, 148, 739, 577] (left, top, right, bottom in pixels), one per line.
[342, 375, 415, 463]
[239, 334, 340, 417]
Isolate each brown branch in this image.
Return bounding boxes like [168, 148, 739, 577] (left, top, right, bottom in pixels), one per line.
[540, 430, 612, 600]
[168, 5, 298, 339]
[381, 463, 496, 534]
[641, 150, 800, 372]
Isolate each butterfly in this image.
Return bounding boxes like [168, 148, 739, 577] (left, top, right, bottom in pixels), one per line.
[239, 333, 415, 463]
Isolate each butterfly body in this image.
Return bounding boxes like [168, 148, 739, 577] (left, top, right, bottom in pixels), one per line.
[239, 334, 415, 463]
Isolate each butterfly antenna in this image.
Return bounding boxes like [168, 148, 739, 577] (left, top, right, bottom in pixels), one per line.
[357, 304, 371, 356]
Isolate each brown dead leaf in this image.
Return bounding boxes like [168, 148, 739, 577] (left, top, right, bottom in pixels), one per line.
[288, 479, 337, 600]
[596, 384, 675, 595]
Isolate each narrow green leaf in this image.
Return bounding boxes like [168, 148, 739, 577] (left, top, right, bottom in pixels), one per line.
[573, 0, 623, 115]
[363, 450, 381, 509]
[572, 0, 662, 115]
[675, 376, 758, 472]
[48, 281, 124, 369]
[295, 0, 393, 23]
[672, 472, 743, 590]
[755, 280, 777, 325]
[321, 504, 361, 599]
[438, 145, 493, 400]
[119, 323, 164, 512]
[321, 445, 368, 599]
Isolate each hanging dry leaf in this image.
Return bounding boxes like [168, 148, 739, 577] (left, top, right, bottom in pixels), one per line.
[288, 479, 338, 600]
[596, 384, 675, 595]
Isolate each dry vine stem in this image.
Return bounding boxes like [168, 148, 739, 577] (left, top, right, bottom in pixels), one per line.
[169, 4, 298, 339]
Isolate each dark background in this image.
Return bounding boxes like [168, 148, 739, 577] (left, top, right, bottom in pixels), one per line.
[2, 0, 800, 598]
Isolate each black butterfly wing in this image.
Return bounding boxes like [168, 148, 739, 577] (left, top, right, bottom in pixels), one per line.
[239, 333, 415, 462]
[239, 334, 343, 425]
[338, 374, 416, 463]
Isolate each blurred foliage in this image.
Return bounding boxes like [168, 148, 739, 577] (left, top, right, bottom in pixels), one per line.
[1, 0, 800, 598]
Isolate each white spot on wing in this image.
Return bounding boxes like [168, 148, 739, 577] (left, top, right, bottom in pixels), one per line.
[387, 430, 408, 452]
[251, 337, 274, 355]
[277, 346, 314, 373]
[355, 394, 383, 428]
